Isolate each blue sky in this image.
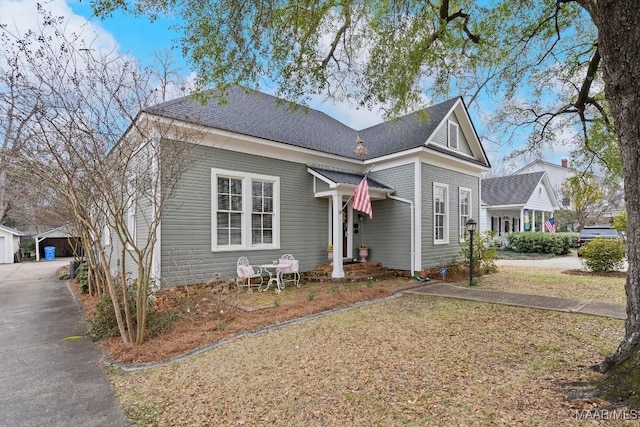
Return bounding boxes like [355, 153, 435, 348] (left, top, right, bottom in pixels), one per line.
[0, 0, 575, 171]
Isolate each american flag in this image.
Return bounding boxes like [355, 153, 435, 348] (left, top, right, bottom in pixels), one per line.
[352, 177, 372, 219]
[544, 217, 556, 233]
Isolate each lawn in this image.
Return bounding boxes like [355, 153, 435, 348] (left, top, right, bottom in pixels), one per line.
[477, 266, 627, 304]
[107, 267, 635, 426]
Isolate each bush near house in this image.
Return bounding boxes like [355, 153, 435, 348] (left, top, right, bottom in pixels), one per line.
[507, 232, 575, 255]
[88, 292, 178, 341]
[75, 262, 89, 293]
[580, 238, 626, 272]
[458, 231, 498, 274]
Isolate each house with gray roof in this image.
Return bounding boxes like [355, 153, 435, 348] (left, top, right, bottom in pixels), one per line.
[110, 86, 491, 285]
[480, 171, 560, 242]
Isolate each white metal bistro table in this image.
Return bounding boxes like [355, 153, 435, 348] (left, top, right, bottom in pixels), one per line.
[260, 263, 284, 292]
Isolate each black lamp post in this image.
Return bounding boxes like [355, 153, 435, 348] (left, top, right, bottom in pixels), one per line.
[466, 218, 478, 285]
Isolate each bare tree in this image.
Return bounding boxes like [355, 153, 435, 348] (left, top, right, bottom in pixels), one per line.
[1, 10, 197, 345]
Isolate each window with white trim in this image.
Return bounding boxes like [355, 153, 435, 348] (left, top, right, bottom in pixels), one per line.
[126, 180, 136, 249]
[251, 180, 274, 244]
[433, 182, 449, 244]
[459, 187, 472, 241]
[448, 120, 459, 150]
[103, 225, 111, 246]
[212, 168, 280, 251]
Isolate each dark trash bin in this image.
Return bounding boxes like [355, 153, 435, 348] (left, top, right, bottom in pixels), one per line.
[69, 260, 81, 279]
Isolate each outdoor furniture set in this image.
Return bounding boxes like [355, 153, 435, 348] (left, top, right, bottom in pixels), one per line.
[236, 254, 300, 293]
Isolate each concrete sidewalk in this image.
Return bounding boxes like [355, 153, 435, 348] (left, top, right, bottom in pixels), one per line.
[405, 282, 626, 320]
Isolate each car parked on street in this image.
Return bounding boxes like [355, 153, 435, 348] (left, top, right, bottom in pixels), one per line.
[576, 224, 622, 256]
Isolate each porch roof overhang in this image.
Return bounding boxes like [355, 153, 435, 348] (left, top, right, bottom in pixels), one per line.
[307, 166, 394, 200]
[484, 204, 525, 210]
[34, 225, 76, 240]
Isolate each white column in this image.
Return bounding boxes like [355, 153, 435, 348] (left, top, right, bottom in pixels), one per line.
[331, 194, 345, 278]
[520, 209, 525, 232]
[532, 210, 536, 232]
[541, 211, 546, 233]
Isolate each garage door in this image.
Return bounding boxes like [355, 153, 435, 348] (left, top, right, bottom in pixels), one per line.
[0, 236, 5, 263]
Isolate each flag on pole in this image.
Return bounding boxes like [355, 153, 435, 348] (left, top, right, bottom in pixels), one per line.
[544, 217, 556, 233]
[352, 177, 372, 219]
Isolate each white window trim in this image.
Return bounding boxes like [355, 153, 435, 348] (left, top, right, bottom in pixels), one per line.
[211, 168, 280, 252]
[103, 225, 111, 246]
[459, 187, 472, 242]
[433, 182, 449, 245]
[126, 180, 136, 250]
[448, 120, 459, 150]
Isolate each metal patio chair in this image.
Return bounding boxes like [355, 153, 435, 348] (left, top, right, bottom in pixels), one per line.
[236, 256, 264, 291]
[278, 254, 300, 288]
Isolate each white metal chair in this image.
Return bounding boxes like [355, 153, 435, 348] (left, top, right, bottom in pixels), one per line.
[278, 254, 300, 288]
[236, 256, 264, 291]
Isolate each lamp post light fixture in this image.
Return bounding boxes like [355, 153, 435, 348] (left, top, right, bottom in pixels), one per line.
[466, 218, 478, 286]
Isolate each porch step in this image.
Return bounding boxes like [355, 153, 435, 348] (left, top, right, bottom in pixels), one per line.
[302, 262, 406, 282]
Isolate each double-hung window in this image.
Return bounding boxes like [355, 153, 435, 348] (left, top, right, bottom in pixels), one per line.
[212, 168, 280, 251]
[459, 187, 471, 241]
[433, 182, 449, 244]
[251, 180, 274, 245]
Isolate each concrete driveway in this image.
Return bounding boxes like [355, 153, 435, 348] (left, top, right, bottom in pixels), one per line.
[0, 260, 129, 427]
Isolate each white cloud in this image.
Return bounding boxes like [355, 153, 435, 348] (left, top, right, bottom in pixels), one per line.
[0, 0, 118, 54]
[316, 99, 385, 130]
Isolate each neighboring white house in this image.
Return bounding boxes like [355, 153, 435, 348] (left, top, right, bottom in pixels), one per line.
[513, 158, 625, 223]
[480, 171, 560, 244]
[0, 225, 25, 264]
[513, 158, 574, 208]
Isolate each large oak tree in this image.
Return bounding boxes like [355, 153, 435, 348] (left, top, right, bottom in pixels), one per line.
[90, 0, 640, 370]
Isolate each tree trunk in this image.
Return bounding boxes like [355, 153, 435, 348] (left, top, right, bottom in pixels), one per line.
[592, 0, 640, 371]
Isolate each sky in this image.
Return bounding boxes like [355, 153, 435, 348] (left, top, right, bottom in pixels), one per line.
[0, 0, 575, 171]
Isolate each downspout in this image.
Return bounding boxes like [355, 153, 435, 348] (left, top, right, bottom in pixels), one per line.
[387, 195, 415, 275]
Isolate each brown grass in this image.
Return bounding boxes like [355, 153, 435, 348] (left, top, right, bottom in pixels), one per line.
[109, 296, 631, 426]
[71, 266, 637, 426]
[477, 266, 627, 304]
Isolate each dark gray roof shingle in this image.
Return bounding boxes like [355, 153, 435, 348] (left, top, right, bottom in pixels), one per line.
[481, 172, 545, 205]
[145, 86, 471, 161]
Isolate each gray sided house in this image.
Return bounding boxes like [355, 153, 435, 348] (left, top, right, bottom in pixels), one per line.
[480, 171, 560, 245]
[111, 87, 491, 287]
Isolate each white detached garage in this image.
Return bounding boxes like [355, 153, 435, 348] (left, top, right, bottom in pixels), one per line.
[0, 225, 25, 264]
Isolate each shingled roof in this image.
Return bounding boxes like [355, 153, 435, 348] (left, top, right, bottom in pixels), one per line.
[144, 86, 470, 161]
[481, 172, 546, 206]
